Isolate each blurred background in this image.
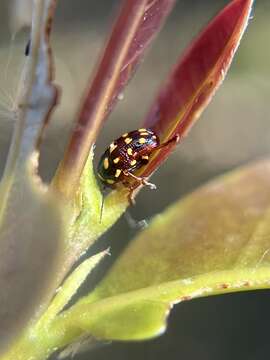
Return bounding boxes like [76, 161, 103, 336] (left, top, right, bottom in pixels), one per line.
[0, 0, 270, 359]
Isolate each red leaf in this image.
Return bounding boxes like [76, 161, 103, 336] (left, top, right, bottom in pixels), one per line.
[57, 0, 176, 198]
[140, 0, 254, 178]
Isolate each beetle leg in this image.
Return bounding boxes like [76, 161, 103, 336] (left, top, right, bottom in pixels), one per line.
[126, 179, 155, 206]
[128, 188, 136, 206]
[141, 178, 157, 190]
[123, 170, 157, 190]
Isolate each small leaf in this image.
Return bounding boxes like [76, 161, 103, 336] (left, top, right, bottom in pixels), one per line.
[41, 249, 109, 323]
[140, 0, 254, 179]
[50, 160, 270, 345]
[1, 251, 109, 360]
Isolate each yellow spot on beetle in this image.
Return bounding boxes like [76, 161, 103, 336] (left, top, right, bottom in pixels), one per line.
[122, 132, 128, 138]
[139, 128, 147, 132]
[127, 148, 133, 156]
[140, 132, 149, 136]
[130, 159, 137, 166]
[142, 155, 149, 160]
[110, 143, 117, 153]
[115, 169, 122, 178]
[103, 157, 109, 169]
[125, 137, 132, 144]
[152, 135, 157, 139]
[106, 179, 115, 184]
[113, 157, 120, 164]
[139, 138, 146, 144]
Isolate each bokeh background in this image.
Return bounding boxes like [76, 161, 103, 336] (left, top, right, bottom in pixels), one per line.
[0, 0, 270, 359]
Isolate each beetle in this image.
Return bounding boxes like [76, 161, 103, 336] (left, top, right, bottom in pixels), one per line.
[97, 128, 179, 207]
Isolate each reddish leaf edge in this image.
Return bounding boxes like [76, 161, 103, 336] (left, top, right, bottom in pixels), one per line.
[137, 0, 254, 182]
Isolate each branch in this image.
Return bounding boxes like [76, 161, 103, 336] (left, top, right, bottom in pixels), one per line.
[0, 0, 63, 353]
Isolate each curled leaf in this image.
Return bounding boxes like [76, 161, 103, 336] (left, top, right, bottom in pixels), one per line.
[140, 0, 254, 179]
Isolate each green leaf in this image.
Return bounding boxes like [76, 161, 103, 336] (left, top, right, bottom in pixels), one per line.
[53, 160, 270, 344]
[41, 249, 109, 323]
[5, 160, 270, 360]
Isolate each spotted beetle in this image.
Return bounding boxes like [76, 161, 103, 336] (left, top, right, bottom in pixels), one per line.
[97, 128, 179, 206]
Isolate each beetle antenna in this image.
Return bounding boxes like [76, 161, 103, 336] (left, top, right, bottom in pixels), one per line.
[99, 186, 106, 223]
